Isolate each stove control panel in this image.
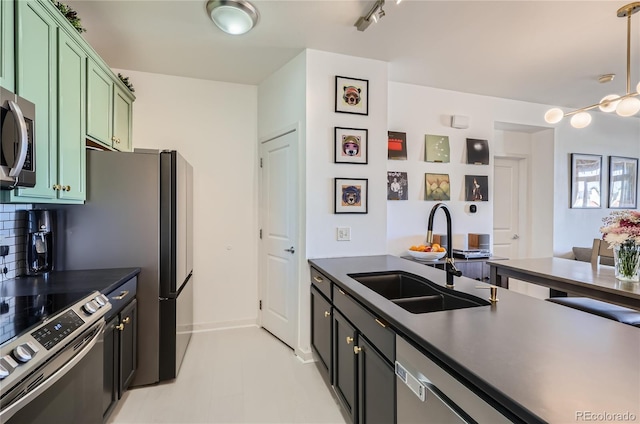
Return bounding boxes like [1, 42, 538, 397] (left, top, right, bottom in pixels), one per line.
[12, 342, 39, 363]
[31, 310, 85, 350]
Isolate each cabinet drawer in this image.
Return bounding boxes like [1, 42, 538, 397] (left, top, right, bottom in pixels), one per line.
[334, 287, 395, 363]
[310, 267, 332, 300]
[105, 276, 137, 319]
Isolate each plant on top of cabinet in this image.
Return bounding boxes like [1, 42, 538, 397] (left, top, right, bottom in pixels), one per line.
[50, 0, 86, 33]
[118, 73, 135, 93]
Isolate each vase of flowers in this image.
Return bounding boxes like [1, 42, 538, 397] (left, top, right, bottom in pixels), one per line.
[600, 210, 640, 282]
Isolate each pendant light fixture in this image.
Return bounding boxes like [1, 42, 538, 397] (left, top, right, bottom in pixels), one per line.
[206, 0, 259, 35]
[544, 2, 640, 128]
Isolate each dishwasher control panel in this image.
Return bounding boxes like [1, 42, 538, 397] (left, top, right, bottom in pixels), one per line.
[395, 361, 426, 402]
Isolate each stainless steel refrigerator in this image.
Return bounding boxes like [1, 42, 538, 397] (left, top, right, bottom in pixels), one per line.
[54, 149, 193, 387]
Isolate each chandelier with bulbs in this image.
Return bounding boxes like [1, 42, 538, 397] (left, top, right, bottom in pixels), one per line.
[545, 2, 640, 128]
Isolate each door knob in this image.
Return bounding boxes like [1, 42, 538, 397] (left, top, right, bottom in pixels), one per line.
[284, 246, 295, 254]
[346, 336, 353, 344]
[324, 311, 330, 318]
[116, 324, 124, 331]
[353, 346, 362, 354]
[512, 234, 520, 240]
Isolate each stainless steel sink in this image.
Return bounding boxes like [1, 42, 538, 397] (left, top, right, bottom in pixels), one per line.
[348, 271, 490, 314]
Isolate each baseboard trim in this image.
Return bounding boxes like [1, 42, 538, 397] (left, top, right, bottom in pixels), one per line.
[191, 318, 258, 333]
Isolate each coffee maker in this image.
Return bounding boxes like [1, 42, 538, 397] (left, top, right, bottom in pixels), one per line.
[25, 210, 54, 275]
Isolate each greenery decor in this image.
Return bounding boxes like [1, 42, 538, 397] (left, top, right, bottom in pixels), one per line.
[118, 73, 135, 93]
[50, 1, 86, 33]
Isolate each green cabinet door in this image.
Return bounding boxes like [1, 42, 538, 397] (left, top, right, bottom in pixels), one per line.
[12, 0, 57, 201]
[113, 85, 132, 152]
[87, 59, 113, 147]
[0, 0, 14, 90]
[57, 28, 86, 202]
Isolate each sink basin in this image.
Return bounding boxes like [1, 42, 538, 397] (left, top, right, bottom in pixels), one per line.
[348, 271, 490, 314]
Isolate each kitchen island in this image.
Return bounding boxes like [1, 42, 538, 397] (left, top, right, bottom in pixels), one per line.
[309, 255, 640, 424]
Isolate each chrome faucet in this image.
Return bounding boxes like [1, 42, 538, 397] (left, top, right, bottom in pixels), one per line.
[426, 203, 462, 287]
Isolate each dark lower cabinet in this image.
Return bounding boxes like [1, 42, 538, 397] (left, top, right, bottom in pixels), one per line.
[311, 286, 332, 383]
[334, 310, 358, 423]
[103, 295, 138, 421]
[310, 266, 396, 424]
[119, 298, 138, 393]
[357, 337, 396, 424]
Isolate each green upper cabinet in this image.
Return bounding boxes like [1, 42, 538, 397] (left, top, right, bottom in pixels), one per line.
[87, 60, 113, 145]
[87, 58, 134, 152]
[113, 85, 132, 152]
[57, 28, 86, 202]
[0, 0, 15, 90]
[9, 0, 58, 202]
[5, 0, 86, 204]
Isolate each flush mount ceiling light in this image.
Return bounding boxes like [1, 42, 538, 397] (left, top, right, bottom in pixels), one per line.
[545, 2, 640, 128]
[206, 0, 258, 35]
[355, 0, 400, 32]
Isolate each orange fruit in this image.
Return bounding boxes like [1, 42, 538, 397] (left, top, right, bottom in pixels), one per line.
[431, 243, 440, 250]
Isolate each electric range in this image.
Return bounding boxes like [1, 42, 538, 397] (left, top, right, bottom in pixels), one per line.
[0, 282, 111, 422]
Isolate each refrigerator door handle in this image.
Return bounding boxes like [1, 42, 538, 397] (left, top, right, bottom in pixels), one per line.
[162, 271, 193, 299]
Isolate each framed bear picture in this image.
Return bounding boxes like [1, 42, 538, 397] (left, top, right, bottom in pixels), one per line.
[335, 76, 369, 115]
[335, 178, 368, 214]
[335, 127, 368, 164]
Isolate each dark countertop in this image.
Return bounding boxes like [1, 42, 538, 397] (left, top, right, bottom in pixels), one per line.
[309, 255, 640, 424]
[0, 268, 141, 297]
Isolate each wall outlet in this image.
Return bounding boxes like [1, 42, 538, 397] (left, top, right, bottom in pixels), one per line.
[0, 246, 8, 257]
[337, 227, 351, 241]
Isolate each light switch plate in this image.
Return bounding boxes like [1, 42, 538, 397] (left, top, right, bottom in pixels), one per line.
[337, 227, 351, 241]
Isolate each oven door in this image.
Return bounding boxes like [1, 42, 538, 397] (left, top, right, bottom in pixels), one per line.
[1, 87, 36, 190]
[1, 320, 105, 424]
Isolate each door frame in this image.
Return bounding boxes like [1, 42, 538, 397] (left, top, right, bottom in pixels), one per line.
[257, 122, 303, 356]
[493, 155, 530, 259]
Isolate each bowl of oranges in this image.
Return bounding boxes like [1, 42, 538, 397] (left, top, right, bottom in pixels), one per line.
[407, 244, 447, 260]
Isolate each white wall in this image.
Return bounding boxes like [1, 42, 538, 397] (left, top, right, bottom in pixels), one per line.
[257, 51, 308, 355]
[116, 69, 259, 330]
[306, 50, 389, 258]
[386, 82, 556, 256]
[553, 114, 640, 255]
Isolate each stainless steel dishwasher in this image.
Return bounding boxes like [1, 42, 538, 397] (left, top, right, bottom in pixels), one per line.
[395, 336, 510, 423]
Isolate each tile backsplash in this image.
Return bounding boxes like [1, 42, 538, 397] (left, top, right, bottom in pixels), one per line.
[0, 204, 32, 279]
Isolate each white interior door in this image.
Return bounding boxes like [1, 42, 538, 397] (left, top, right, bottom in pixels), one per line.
[259, 129, 298, 348]
[493, 157, 523, 260]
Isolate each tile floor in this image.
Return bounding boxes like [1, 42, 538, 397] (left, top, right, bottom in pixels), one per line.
[108, 326, 347, 424]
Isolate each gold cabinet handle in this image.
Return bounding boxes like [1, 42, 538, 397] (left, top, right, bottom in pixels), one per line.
[116, 324, 124, 331]
[324, 311, 330, 318]
[52, 184, 61, 190]
[313, 276, 323, 283]
[116, 138, 121, 144]
[111, 136, 117, 143]
[112, 290, 129, 300]
[346, 336, 353, 344]
[353, 346, 361, 354]
[64, 185, 71, 191]
[122, 316, 131, 324]
[338, 289, 346, 295]
[375, 318, 387, 328]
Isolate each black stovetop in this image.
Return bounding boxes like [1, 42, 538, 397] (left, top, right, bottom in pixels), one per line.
[0, 291, 91, 346]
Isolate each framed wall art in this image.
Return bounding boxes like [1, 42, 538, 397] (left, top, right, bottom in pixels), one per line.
[464, 175, 489, 201]
[334, 127, 368, 164]
[466, 138, 490, 165]
[570, 153, 602, 208]
[608, 156, 638, 209]
[387, 172, 408, 200]
[425, 134, 450, 163]
[425, 173, 450, 201]
[335, 178, 368, 213]
[388, 131, 407, 160]
[335, 76, 369, 115]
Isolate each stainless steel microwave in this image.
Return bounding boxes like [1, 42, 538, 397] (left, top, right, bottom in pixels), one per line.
[1, 87, 35, 190]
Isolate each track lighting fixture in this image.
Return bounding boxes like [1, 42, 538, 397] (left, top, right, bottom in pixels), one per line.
[355, 0, 386, 32]
[544, 2, 640, 128]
